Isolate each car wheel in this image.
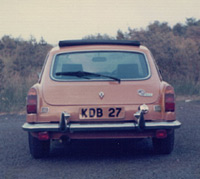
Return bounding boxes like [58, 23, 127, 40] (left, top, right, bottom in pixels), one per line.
[28, 132, 50, 159]
[152, 130, 174, 154]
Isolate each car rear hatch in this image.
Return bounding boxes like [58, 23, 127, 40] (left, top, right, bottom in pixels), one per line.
[42, 79, 160, 106]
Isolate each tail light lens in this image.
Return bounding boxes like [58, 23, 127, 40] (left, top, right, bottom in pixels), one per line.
[165, 86, 175, 112]
[27, 88, 37, 114]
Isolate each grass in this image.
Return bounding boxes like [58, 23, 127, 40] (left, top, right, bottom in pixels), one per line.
[174, 83, 200, 96]
[0, 74, 37, 113]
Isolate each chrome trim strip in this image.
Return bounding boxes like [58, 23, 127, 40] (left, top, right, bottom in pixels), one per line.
[144, 121, 181, 129]
[22, 123, 60, 132]
[69, 123, 136, 131]
[22, 121, 181, 132]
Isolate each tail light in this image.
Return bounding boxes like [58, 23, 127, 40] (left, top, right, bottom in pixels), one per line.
[27, 88, 37, 114]
[165, 86, 175, 112]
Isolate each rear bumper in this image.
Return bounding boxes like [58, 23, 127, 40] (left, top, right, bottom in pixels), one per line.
[22, 120, 181, 132]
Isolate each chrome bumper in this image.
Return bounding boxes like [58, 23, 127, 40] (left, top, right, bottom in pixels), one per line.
[22, 120, 181, 132]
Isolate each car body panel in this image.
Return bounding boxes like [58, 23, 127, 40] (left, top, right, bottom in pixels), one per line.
[42, 80, 160, 106]
[24, 41, 180, 141]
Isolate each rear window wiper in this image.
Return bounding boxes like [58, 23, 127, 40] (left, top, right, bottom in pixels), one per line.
[55, 71, 121, 83]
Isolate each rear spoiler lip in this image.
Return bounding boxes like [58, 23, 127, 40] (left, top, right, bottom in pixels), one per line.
[58, 40, 140, 48]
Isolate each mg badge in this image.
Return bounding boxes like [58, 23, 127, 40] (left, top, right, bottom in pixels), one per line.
[99, 91, 104, 99]
[138, 89, 146, 96]
[138, 89, 153, 97]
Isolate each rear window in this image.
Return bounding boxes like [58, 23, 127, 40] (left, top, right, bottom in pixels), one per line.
[51, 51, 150, 81]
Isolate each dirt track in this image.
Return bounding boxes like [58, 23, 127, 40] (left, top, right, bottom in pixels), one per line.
[0, 101, 199, 179]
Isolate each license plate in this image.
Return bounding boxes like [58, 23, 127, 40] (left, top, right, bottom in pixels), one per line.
[79, 107, 125, 119]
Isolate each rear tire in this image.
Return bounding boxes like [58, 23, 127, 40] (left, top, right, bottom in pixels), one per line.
[28, 132, 50, 159]
[152, 130, 174, 154]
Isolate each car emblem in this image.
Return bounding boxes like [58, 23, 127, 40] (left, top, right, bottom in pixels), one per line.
[138, 89, 146, 96]
[99, 91, 104, 99]
[138, 89, 153, 97]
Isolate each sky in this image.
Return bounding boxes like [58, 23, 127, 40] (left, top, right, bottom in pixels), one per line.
[0, 0, 200, 45]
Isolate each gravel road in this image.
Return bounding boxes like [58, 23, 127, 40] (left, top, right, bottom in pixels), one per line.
[0, 101, 199, 179]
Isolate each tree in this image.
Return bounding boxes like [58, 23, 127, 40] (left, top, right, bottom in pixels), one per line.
[39, 37, 47, 45]
[83, 33, 113, 40]
[116, 30, 125, 40]
[173, 23, 186, 36]
[186, 18, 200, 26]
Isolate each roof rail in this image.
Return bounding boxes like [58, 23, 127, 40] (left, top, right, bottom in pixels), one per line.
[59, 40, 140, 47]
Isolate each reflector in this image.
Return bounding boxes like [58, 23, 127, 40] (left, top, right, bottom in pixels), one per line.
[38, 132, 49, 141]
[156, 130, 167, 138]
